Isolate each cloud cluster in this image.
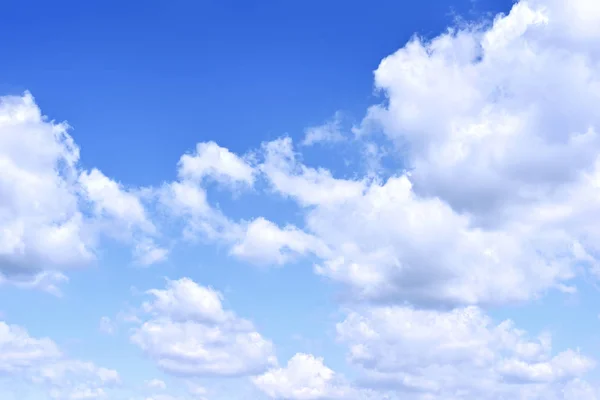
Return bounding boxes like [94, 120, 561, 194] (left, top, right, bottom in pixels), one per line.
[4, 0, 600, 398]
[197, 0, 600, 397]
[106, 0, 600, 396]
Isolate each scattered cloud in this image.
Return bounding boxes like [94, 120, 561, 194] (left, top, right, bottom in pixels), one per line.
[5, 0, 600, 398]
[130, 278, 277, 377]
[177, 141, 256, 187]
[0, 320, 119, 399]
[302, 111, 345, 146]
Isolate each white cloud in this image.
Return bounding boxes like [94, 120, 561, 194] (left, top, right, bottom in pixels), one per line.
[351, 0, 600, 280]
[78, 168, 168, 267]
[336, 305, 594, 397]
[0, 92, 168, 293]
[36, 360, 120, 399]
[253, 353, 353, 400]
[78, 168, 154, 234]
[159, 180, 242, 244]
[0, 320, 119, 399]
[258, 139, 575, 306]
[131, 278, 277, 377]
[178, 141, 255, 187]
[260, 137, 366, 207]
[160, 140, 328, 266]
[0, 93, 94, 289]
[141, 278, 230, 324]
[302, 112, 345, 146]
[0, 321, 61, 373]
[132, 238, 169, 267]
[231, 217, 329, 265]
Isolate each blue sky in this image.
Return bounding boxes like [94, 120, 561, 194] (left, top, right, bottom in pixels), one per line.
[3, 0, 600, 399]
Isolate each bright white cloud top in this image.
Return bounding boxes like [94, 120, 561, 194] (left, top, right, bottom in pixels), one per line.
[3, 0, 600, 399]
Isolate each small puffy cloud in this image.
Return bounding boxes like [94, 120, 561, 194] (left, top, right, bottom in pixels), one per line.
[302, 112, 345, 146]
[130, 277, 277, 377]
[141, 278, 230, 324]
[178, 141, 255, 187]
[253, 353, 353, 400]
[337, 305, 594, 397]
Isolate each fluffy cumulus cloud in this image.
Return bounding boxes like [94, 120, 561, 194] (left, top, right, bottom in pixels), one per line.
[0, 93, 93, 292]
[130, 277, 277, 377]
[0, 92, 167, 293]
[337, 306, 594, 398]
[177, 141, 255, 187]
[253, 353, 354, 400]
[345, 0, 600, 299]
[0, 321, 119, 399]
[255, 136, 578, 306]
